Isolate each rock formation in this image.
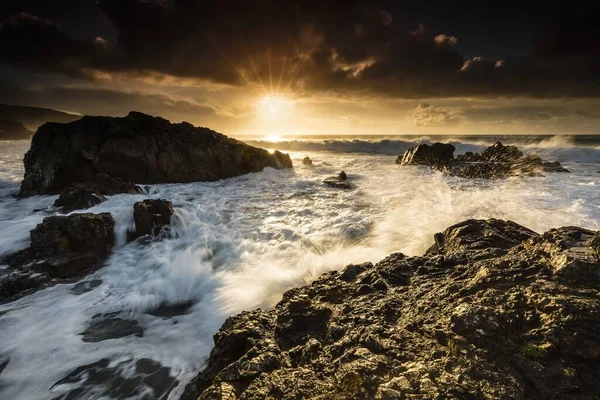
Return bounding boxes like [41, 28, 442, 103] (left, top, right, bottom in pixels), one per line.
[398, 141, 570, 179]
[302, 157, 313, 165]
[0, 213, 115, 300]
[54, 175, 141, 212]
[323, 171, 352, 189]
[129, 199, 174, 241]
[183, 218, 600, 400]
[19, 112, 293, 197]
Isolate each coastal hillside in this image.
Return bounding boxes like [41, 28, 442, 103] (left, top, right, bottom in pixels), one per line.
[0, 104, 80, 131]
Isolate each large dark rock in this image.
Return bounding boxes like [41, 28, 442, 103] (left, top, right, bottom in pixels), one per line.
[54, 175, 141, 212]
[0, 213, 115, 300]
[129, 199, 174, 241]
[399, 141, 568, 180]
[397, 142, 456, 166]
[0, 119, 31, 139]
[184, 219, 600, 400]
[19, 112, 293, 197]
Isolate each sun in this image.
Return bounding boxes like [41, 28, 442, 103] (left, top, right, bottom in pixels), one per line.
[258, 95, 292, 120]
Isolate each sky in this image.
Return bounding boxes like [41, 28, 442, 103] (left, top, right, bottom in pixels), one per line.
[0, 0, 599, 136]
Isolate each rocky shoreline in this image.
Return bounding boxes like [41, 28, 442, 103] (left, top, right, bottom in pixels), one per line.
[183, 219, 600, 400]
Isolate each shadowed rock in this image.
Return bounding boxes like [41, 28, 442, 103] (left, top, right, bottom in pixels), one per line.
[0, 213, 114, 300]
[0, 119, 31, 139]
[19, 112, 293, 197]
[396, 142, 456, 166]
[302, 156, 312, 165]
[184, 219, 600, 400]
[323, 171, 352, 189]
[54, 175, 141, 212]
[129, 199, 174, 241]
[399, 141, 569, 179]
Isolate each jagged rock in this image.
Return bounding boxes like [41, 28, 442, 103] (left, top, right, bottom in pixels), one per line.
[323, 171, 352, 189]
[129, 199, 174, 241]
[396, 142, 456, 166]
[0, 213, 115, 300]
[184, 218, 600, 400]
[19, 112, 293, 197]
[302, 156, 312, 165]
[54, 176, 142, 212]
[399, 141, 565, 180]
[543, 161, 570, 173]
[0, 119, 31, 139]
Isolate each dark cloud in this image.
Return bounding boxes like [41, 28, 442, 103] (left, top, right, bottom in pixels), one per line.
[0, 1, 599, 98]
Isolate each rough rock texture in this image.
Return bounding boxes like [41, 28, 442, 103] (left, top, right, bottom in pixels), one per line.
[302, 157, 312, 165]
[19, 112, 293, 197]
[323, 171, 352, 190]
[396, 142, 456, 166]
[399, 141, 569, 180]
[54, 175, 141, 212]
[129, 199, 174, 241]
[185, 219, 600, 400]
[0, 213, 115, 300]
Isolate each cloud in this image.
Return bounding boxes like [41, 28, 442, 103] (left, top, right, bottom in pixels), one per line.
[0, 2, 599, 99]
[411, 102, 463, 126]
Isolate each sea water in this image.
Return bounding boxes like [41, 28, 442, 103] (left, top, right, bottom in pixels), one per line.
[0, 135, 599, 399]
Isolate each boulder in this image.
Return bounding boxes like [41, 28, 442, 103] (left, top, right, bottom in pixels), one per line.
[396, 142, 456, 166]
[543, 161, 570, 173]
[323, 171, 352, 189]
[184, 218, 600, 400]
[480, 141, 523, 162]
[54, 175, 141, 212]
[0, 213, 115, 300]
[302, 156, 313, 165]
[19, 112, 293, 197]
[129, 199, 174, 241]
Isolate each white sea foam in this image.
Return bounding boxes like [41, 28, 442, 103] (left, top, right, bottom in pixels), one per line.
[0, 138, 599, 399]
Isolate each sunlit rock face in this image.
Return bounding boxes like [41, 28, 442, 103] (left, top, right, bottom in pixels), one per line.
[18, 111, 293, 197]
[183, 218, 600, 400]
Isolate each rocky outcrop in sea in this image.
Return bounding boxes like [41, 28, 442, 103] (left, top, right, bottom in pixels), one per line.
[398, 141, 569, 179]
[183, 218, 600, 400]
[19, 111, 293, 197]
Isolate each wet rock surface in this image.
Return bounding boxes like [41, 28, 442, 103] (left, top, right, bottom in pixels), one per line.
[323, 171, 353, 189]
[19, 111, 293, 197]
[54, 175, 141, 212]
[0, 213, 115, 301]
[399, 141, 569, 179]
[129, 199, 174, 241]
[184, 218, 600, 400]
[302, 156, 312, 165]
[51, 357, 177, 400]
[80, 313, 144, 342]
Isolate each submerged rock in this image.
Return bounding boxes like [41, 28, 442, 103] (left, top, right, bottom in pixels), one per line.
[543, 161, 570, 173]
[399, 141, 569, 179]
[302, 156, 312, 165]
[0, 213, 115, 300]
[129, 199, 174, 241]
[323, 171, 352, 189]
[184, 218, 600, 400]
[19, 112, 293, 197]
[80, 313, 143, 342]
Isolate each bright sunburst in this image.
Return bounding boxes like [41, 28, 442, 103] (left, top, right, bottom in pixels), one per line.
[258, 95, 293, 120]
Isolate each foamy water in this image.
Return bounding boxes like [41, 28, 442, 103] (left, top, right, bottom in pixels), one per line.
[0, 136, 599, 399]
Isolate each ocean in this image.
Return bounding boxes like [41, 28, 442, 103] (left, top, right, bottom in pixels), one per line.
[0, 135, 599, 399]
